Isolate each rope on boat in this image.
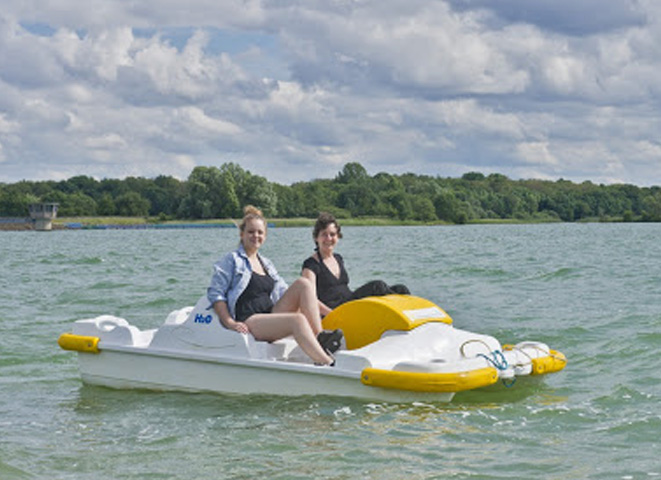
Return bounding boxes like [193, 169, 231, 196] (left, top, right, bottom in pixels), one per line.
[479, 351, 517, 388]
[460, 339, 514, 387]
[477, 350, 509, 371]
[459, 339, 491, 358]
[459, 339, 509, 369]
[504, 344, 534, 367]
[500, 377, 517, 388]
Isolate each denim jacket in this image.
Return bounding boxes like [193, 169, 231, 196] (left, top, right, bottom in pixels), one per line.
[207, 244, 289, 320]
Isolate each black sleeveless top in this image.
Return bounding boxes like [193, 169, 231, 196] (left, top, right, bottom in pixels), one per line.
[302, 253, 352, 309]
[235, 272, 275, 322]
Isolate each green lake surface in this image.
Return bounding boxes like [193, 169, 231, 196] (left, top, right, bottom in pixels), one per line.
[1, 223, 659, 479]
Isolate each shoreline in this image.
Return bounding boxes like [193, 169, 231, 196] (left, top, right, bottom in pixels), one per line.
[1, 215, 644, 232]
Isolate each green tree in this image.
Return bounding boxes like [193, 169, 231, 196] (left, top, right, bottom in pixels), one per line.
[410, 195, 437, 221]
[177, 180, 212, 219]
[434, 190, 460, 222]
[179, 166, 239, 219]
[289, 180, 339, 217]
[42, 191, 97, 216]
[336, 162, 369, 184]
[337, 183, 381, 217]
[220, 163, 277, 216]
[240, 174, 278, 216]
[142, 176, 185, 216]
[63, 175, 101, 197]
[0, 185, 39, 216]
[115, 192, 151, 217]
[462, 172, 486, 181]
[99, 178, 130, 198]
[97, 193, 116, 216]
[385, 190, 412, 220]
[642, 191, 661, 221]
[272, 183, 304, 217]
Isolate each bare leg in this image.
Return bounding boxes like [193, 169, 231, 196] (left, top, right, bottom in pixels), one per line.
[245, 312, 332, 365]
[272, 277, 323, 335]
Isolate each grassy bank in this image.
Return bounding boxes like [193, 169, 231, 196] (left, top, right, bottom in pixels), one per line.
[0, 215, 588, 231]
[53, 216, 436, 229]
[51, 216, 567, 229]
[54, 217, 236, 228]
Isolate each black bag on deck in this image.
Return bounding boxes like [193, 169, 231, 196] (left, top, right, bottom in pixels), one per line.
[350, 280, 410, 301]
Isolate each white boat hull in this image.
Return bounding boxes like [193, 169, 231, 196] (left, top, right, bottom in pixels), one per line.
[77, 349, 456, 402]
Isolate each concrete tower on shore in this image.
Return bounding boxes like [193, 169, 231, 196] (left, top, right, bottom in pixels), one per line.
[29, 203, 59, 231]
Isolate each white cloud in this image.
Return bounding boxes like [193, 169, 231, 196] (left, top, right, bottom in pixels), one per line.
[176, 106, 242, 136]
[275, 2, 531, 95]
[84, 132, 128, 150]
[7, 0, 267, 30]
[0, 112, 19, 134]
[1, 2, 661, 186]
[541, 55, 588, 95]
[635, 140, 661, 158]
[426, 99, 526, 139]
[173, 154, 196, 172]
[516, 142, 560, 167]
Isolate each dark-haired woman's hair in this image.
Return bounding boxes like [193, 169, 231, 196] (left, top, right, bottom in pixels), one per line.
[313, 212, 342, 246]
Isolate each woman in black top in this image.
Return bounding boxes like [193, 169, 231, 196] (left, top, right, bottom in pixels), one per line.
[302, 249, 352, 313]
[301, 213, 409, 317]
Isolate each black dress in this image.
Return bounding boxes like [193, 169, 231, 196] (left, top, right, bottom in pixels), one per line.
[235, 272, 275, 322]
[302, 254, 352, 309]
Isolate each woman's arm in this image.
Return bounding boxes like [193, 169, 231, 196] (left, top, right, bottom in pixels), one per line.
[207, 253, 235, 308]
[213, 300, 249, 334]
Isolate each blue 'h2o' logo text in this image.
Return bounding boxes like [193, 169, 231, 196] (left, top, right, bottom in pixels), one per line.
[194, 313, 212, 324]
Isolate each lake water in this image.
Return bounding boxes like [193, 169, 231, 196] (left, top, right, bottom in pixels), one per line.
[1, 223, 659, 479]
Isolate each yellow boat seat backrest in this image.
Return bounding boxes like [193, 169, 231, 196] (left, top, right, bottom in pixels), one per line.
[322, 295, 453, 350]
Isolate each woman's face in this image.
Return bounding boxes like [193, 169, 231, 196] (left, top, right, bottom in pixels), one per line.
[315, 223, 340, 252]
[241, 218, 266, 252]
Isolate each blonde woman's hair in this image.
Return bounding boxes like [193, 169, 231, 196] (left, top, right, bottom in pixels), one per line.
[239, 205, 266, 232]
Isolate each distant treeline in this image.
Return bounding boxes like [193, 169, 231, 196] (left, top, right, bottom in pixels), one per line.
[2, 162, 661, 223]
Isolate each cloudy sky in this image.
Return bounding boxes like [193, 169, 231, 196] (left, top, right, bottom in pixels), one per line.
[1, 0, 660, 186]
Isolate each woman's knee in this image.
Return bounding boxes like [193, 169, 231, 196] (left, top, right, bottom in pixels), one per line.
[289, 312, 309, 330]
[291, 276, 314, 292]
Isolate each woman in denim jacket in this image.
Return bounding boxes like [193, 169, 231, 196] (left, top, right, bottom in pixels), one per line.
[207, 206, 335, 365]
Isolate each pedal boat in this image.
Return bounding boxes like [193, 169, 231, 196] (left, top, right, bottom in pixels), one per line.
[58, 295, 566, 403]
